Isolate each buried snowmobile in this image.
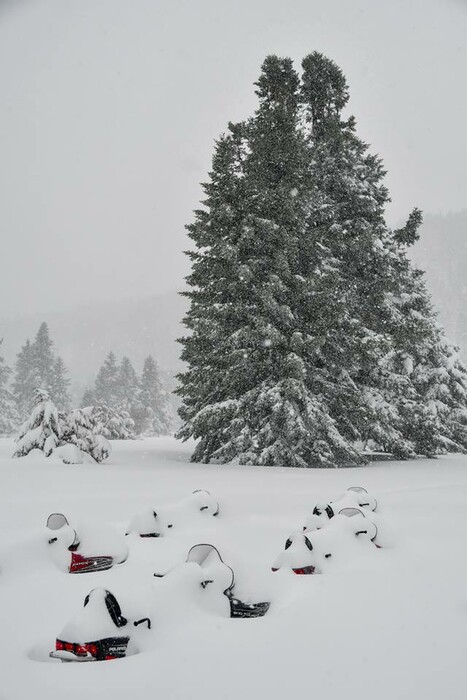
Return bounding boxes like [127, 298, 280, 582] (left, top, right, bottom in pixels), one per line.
[125, 490, 220, 538]
[49, 587, 151, 662]
[46, 513, 128, 574]
[272, 507, 380, 575]
[303, 486, 378, 532]
[156, 544, 270, 619]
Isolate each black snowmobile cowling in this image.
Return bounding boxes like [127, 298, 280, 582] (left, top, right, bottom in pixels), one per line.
[125, 490, 220, 538]
[46, 513, 128, 573]
[303, 487, 377, 532]
[49, 588, 151, 662]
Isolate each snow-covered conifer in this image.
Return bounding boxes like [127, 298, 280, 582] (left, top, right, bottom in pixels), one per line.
[13, 388, 61, 457]
[94, 352, 120, 407]
[51, 356, 71, 411]
[31, 322, 55, 392]
[137, 355, 171, 435]
[80, 387, 96, 408]
[13, 324, 70, 417]
[178, 51, 467, 465]
[178, 56, 362, 466]
[13, 339, 37, 418]
[117, 356, 139, 422]
[0, 341, 20, 435]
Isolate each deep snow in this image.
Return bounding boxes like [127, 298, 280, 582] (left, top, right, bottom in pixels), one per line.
[1, 437, 466, 699]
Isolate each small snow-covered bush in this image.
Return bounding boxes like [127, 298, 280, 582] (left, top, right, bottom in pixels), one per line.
[60, 407, 111, 464]
[92, 402, 135, 440]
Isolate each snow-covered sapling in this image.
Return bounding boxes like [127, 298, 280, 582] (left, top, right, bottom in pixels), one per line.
[13, 388, 61, 458]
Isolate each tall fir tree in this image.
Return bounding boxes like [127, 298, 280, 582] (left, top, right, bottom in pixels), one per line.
[117, 356, 139, 419]
[177, 51, 467, 465]
[51, 356, 71, 411]
[31, 322, 55, 393]
[0, 340, 20, 435]
[177, 56, 361, 466]
[94, 352, 120, 407]
[12, 323, 71, 417]
[13, 339, 37, 417]
[137, 355, 171, 435]
[81, 387, 96, 408]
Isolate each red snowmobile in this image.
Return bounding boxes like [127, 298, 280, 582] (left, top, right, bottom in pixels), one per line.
[46, 513, 128, 573]
[49, 587, 151, 662]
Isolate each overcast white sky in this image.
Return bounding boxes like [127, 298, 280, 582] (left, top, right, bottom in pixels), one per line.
[1, 0, 466, 317]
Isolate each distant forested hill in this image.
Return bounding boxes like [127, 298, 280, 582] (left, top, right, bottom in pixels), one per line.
[0, 290, 188, 401]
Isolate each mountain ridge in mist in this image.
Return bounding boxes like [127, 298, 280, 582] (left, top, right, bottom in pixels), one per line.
[411, 210, 467, 359]
[0, 290, 188, 396]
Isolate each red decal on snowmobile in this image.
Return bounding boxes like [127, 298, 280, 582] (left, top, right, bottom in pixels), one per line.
[68, 552, 114, 573]
[292, 565, 316, 575]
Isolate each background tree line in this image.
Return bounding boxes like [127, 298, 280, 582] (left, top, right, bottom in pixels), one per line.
[0, 322, 171, 438]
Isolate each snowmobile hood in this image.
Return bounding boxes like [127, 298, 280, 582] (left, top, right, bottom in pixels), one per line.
[126, 490, 219, 537]
[272, 532, 320, 573]
[58, 588, 127, 643]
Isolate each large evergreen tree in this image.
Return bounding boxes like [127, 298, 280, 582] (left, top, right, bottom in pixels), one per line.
[177, 52, 467, 466]
[177, 56, 361, 466]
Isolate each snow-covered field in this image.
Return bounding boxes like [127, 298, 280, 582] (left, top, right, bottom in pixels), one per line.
[1, 437, 466, 700]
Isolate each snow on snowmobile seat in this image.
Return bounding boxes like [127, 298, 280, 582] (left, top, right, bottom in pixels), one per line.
[126, 490, 220, 537]
[303, 487, 378, 532]
[49, 588, 151, 662]
[271, 533, 318, 575]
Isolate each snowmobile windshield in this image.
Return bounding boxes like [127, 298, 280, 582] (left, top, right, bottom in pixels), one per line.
[187, 544, 222, 566]
[339, 507, 364, 518]
[347, 486, 368, 495]
[187, 544, 235, 594]
[47, 513, 69, 530]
